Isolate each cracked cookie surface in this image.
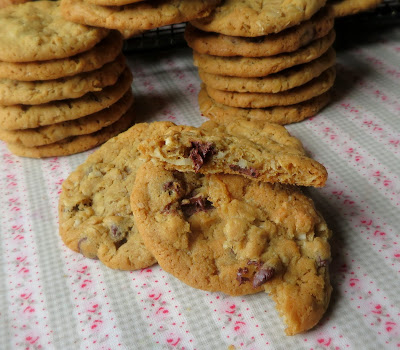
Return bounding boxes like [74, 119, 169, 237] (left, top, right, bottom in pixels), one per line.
[0, 1, 108, 62]
[138, 119, 328, 187]
[58, 122, 177, 269]
[190, 0, 327, 37]
[131, 162, 332, 334]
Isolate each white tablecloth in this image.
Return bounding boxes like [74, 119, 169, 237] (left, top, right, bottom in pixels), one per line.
[1, 25, 399, 350]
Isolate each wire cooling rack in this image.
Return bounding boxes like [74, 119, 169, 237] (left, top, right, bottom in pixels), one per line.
[123, 0, 400, 53]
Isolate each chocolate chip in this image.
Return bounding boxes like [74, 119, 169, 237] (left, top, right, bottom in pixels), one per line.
[109, 224, 125, 242]
[252, 266, 275, 288]
[317, 257, 328, 268]
[229, 164, 260, 178]
[236, 267, 250, 285]
[189, 141, 216, 172]
[77, 237, 98, 260]
[163, 181, 181, 195]
[180, 195, 214, 217]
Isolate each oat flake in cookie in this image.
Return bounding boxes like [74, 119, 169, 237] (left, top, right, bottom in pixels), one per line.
[59, 122, 176, 270]
[131, 162, 332, 335]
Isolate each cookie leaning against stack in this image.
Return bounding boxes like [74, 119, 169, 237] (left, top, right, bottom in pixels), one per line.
[60, 0, 222, 38]
[185, 0, 337, 125]
[0, 1, 135, 158]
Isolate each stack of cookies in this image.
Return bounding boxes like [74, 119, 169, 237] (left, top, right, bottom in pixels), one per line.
[60, 0, 222, 38]
[185, 0, 337, 125]
[59, 119, 333, 336]
[0, 1, 134, 158]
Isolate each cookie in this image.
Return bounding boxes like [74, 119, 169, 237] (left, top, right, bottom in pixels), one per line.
[190, 0, 327, 37]
[205, 67, 336, 108]
[61, 0, 222, 36]
[0, 1, 108, 63]
[0, 54, 126, 106]
[0, 31, 123, 82]
[85, 0, 145, 6]
[58, 122, 178, 270]
[193, 30, 335, 78]
[0, 68, 132, 130]
[185, 8, 334, 57]
[7, 103, 135, 158]
[0, 0, 29, 9]
[131, 161, 332, 334]
[138, 120, 328, 187]
[199, 86, 331, 125]
[0, 90, 133, 147]
[329, 0, 382, 17]
[199, 48, 336, 93]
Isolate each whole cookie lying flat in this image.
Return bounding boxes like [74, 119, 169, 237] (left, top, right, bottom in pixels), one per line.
[185, 8, 334, 57]
[205, 67, 336, 108]
[0, 31, 123, 81]
[138, 119, 328, 187]
[7, 104, 135, 158]
[61, 0, 221, 35]
[199, 48, 336, 93]
[0, 54, 126, 105]
[59, 122, 177, 270]
[0, 1, 108, 62]
[0, 90, 133, 147]
[190, 0, 327, 37]
[0, 68, 132, 130]
[131, 162, 332, 335]
[329, 0, 382, 17]
[199, 86, 331, 125]
[193, 30, 335, 78]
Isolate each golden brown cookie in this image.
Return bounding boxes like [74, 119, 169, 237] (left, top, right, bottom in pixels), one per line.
[0, 1, 108, 62]
[0, 90, 133, 147]
[131, 161, 332, 335]
[198, 86, 331, 125]
[58, 122, 178, 270]
[0, 68, 132, 130]
[185, 8, 334, 57]
[138, 120, 328, 187]
[205, 67, 336, 108]
[61, 0, 222, 37]
[329, 0, 382, 17]
[7, 103, 136, 158]
[0, 31, 124, 81]
[190, 0, 327, 37]
[0, 0, 30, 9]
[198, 48, 336, 93]
[193, 30, 335, 77]
[0, 54, 126, 105]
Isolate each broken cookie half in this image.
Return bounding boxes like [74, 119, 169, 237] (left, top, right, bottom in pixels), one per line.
[138, 119, 327, 187]
[131, 162, 332, 335]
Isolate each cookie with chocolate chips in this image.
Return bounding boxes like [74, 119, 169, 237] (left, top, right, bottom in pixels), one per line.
[58, 121, 177, 270]
[131, 161, 332, 335]
[138, 119, 327, 187]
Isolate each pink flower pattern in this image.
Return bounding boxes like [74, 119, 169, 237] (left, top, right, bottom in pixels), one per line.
[1, 28, 400, 349]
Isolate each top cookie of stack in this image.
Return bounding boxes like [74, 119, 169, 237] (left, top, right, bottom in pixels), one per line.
[185, 0, 337, 125]
[60, 0, 223, 38]
[0, 1, 135, 158]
